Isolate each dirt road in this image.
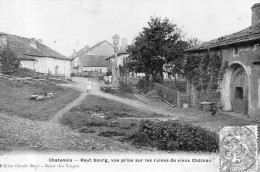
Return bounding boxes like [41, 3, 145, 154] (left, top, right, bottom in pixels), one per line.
[55, 77, 258, 132]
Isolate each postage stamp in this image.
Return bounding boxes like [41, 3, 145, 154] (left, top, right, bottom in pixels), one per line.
[219, 125, 258, 172]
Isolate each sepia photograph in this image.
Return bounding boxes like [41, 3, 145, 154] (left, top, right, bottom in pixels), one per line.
[0, 0, 259, 171]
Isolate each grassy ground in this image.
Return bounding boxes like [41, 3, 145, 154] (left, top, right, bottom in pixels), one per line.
[68, 94, 150, 118]
[0, 79, 80, 121]
[59, 95, 159, 150]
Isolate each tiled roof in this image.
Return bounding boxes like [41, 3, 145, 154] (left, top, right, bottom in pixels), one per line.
[82, 55, 108, 67]
[185, 24, 260, 52]
[0, 32, 68, 60]
[71, 40, 113, 60]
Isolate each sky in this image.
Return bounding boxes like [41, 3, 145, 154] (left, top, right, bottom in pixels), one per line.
[0, 0, 259, 56]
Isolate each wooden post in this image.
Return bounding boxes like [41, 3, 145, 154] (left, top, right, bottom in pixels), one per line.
[177, 91, 180, 107]
[190, 83, 196, 107]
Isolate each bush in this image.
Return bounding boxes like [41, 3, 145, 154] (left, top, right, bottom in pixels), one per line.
[0, 47, 20, 75]
[119, 82, 133, 93]
[14, 68, 35, 78]
[106, 71, 112, 76]
[100, 86, 116, 93]
[127, 120, 219, 152]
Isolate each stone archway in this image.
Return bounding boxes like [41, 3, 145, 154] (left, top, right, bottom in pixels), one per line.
[221, 62, 249, 115]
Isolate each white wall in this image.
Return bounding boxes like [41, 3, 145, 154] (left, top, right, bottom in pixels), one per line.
[34, 57, 48, 73]
[116, 54, 129, 68]
[47, 57, 70, 78]
[20, 60, 35, 70]
[33, 57, 70, 78]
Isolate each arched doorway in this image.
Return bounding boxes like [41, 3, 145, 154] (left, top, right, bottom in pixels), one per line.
[221, 63, 249, 115]
[230, 64, 248, 114]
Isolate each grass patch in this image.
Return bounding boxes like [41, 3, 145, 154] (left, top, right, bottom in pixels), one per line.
[59, 95, 147, 145]
[60, 112, 111, 127]
[0, 79, 80, 121]
[69, 95, 149, 118]
[78, 128, 96, 133]
[98, 131, 126, 137]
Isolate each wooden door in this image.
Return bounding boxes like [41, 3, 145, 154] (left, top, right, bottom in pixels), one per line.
[231, 66, 248, 115]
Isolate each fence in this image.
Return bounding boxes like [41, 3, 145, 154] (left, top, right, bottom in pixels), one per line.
[153, 82, 179, 106]
[163, 80, 187, 93]
[119, 77, 220, 108]
[119, 76, 140, 86]
[153, 83, 220, 108]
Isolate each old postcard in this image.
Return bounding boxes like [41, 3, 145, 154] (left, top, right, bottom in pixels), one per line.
[0, 0, 259, 171]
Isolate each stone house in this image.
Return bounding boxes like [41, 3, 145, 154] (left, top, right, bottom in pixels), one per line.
[70, 40, 114, 76]
[106, 48, 129, 75]
[82, 55, 108, 73]
[185, 3, 260, 119]
[0, 32, 70, 78]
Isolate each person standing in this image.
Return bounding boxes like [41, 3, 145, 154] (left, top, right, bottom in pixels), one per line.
[86, 80, 92, 93]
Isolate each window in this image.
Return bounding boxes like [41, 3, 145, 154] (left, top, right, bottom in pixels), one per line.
[235, 87, 243, 99]
[234, 47, 239, 55]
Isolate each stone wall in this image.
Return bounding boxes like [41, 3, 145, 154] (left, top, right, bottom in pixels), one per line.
[220, 44, 260, 119]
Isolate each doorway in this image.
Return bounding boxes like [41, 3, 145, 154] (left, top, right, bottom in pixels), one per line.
[230, 65, 248, 115]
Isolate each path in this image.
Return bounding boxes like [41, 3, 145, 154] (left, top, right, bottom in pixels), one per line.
[50, 92, 88, 123]
[49, 77, 91, 123]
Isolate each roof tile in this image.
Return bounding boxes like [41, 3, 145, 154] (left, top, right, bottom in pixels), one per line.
[0, 32, 68, 60]
[186, 24, 260, 52]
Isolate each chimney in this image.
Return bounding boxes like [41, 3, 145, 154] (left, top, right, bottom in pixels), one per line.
[84, 45, 89, 52]
[30, 38, 37, 49]
[121, 38, 128, 48]
[37, 39, 42, 44]
[252, 3, 260, 25]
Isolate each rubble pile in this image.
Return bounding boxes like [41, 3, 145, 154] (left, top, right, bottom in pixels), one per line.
[30, 92, 55, 101]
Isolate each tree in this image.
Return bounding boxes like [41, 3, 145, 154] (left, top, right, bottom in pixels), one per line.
[0, 46, 20, 75]
[127, 17, 187, 83]
[186, 37, 202, 48]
